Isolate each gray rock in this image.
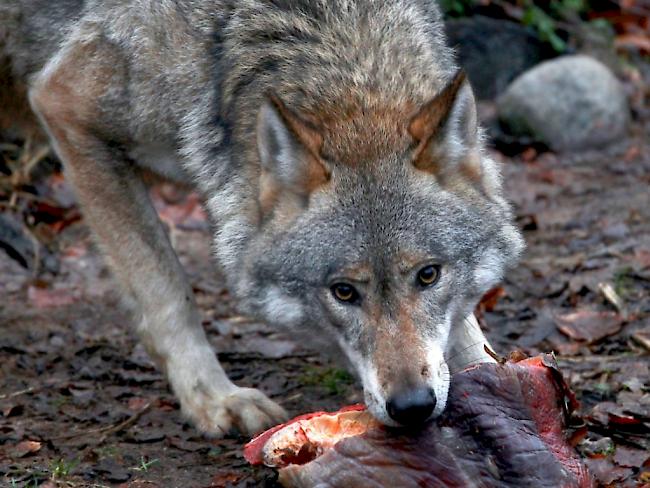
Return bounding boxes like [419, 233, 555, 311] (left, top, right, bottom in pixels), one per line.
[445, 16, 553, 100]
[497, 55, 629, 152]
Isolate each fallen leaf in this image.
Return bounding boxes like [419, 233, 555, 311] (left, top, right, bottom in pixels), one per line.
[622, 376, 645, 393]
[95, 458, 131, 483]
[615, 34, 650, 54]
[27, 284, 78, 308]
[614, 446, 650, 468]
[632, 331, 650, 351]
[633, 248, 650, 269]
[584, 457, 631, 485]
[118, 482, 161, 488]
[588, 396, 649, 438]
[555, 310, 623, 343]
[128, 397, 151, 411]
[617, 392, 650, 418]
[154, 398, 177, 412]
[608, 411, 642, 426]
[550, 339, 585, 357]
[0, 213, 38, 269]
[477, 287, 506, 313]
[588, 402, 620, 426]
[167, 436, 206, 452]
[2, 404, 24, 417]
[10, 440, 42, 458]
[521, 147, 537, 162]
[126, 427, 166, 443]
[209, 470, 245, 487]
[151, 188, 207, 231]
[623, 145, 641, 162]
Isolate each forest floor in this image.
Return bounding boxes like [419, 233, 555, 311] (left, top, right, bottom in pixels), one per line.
[1, 84, 649, 488]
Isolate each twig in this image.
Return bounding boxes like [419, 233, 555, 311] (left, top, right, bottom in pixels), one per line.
[50, 403, 152, 441]
[598, 282, 627, 317]
[9, 190, 60, 205]
[0, 386, 36, 400]
[20, 144, 50, 179]
[96, 403, 152, 443]
[484, 344, 506, 364]
[225, 315, 257, 324]
[0, 379, 68, 400]
[558, 354, 643, 363]
[0, 143, 20, 152]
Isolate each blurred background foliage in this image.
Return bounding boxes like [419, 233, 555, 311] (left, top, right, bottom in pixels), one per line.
[440, 0, 649, 54]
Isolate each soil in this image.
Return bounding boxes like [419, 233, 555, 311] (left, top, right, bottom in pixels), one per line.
[1, 81, 649, 488]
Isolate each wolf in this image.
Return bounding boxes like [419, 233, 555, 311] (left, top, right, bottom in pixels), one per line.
[0, 0, 524, 435]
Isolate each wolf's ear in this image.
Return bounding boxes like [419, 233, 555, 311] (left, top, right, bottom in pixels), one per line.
[257, 94, 329, 207]
[409, 70, 482, 184]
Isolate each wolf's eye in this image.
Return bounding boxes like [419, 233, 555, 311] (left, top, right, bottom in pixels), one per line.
[417, 265, 441, 287]
[331, 283, 359, 304]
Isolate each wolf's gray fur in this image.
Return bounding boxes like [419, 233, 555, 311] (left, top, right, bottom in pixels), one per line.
[1, 0, 523, 434]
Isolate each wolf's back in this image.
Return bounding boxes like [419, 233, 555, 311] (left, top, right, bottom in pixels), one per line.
[222, 0, 455, 107]
[218, 0, 457, 167]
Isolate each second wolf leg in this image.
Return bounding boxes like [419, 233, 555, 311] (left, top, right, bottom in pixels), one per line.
[28, 37, 285, 436]
[446, 313, 496, 373]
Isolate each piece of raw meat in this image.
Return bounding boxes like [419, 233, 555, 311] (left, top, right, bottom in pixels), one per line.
[245, 355, 594, 488]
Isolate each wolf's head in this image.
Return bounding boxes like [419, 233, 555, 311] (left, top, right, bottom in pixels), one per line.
[234, 71, 523, 427]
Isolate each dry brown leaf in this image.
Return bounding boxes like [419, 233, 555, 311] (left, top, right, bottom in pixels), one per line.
[10, 440, 42, 458]
[584, 457, 631, 486]
[555, 310, 623, 343]
[209, 470, 245, 487]
[614, 446, 650, 469]
[615, 34, 650, 54]
[27, 284, 78, 308]
[477, 286, 506, 313]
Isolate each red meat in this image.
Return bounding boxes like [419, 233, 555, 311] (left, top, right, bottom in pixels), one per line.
[245, 355, 595, 488]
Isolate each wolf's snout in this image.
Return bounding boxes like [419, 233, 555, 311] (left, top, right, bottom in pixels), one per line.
[386, 387, 436, 426]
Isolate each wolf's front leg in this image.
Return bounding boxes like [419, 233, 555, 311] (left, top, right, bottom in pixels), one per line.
[28, 38, 286, 436]
[446, 313, 497, 374]
[164, 335, 287, 435]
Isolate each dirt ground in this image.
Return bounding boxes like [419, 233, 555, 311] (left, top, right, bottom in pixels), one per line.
[1, 87, 649, 488]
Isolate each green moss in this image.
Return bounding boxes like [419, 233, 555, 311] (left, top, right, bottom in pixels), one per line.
[50, 458, 79, 479]
[613, 267, 634, 299]
[299, 367, 355, 396]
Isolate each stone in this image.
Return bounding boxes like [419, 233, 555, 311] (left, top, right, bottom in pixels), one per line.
[497, 55, 629, 152]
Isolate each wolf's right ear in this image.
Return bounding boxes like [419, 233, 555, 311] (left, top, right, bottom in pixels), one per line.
[409, 70, 483, 187]
[257, 94, 329, 209]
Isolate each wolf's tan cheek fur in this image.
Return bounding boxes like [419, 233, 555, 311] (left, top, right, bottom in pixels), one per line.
[258, 170, 280, 216]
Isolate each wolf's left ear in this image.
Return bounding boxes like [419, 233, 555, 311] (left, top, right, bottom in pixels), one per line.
[257, 93, 329, 208]
[409, 70, 483, 186]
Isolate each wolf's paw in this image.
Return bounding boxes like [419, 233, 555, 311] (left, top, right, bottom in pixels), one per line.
[183, 386, 287, 437]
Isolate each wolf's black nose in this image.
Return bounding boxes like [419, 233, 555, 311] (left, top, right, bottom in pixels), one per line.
[386, 388, 436, 426]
